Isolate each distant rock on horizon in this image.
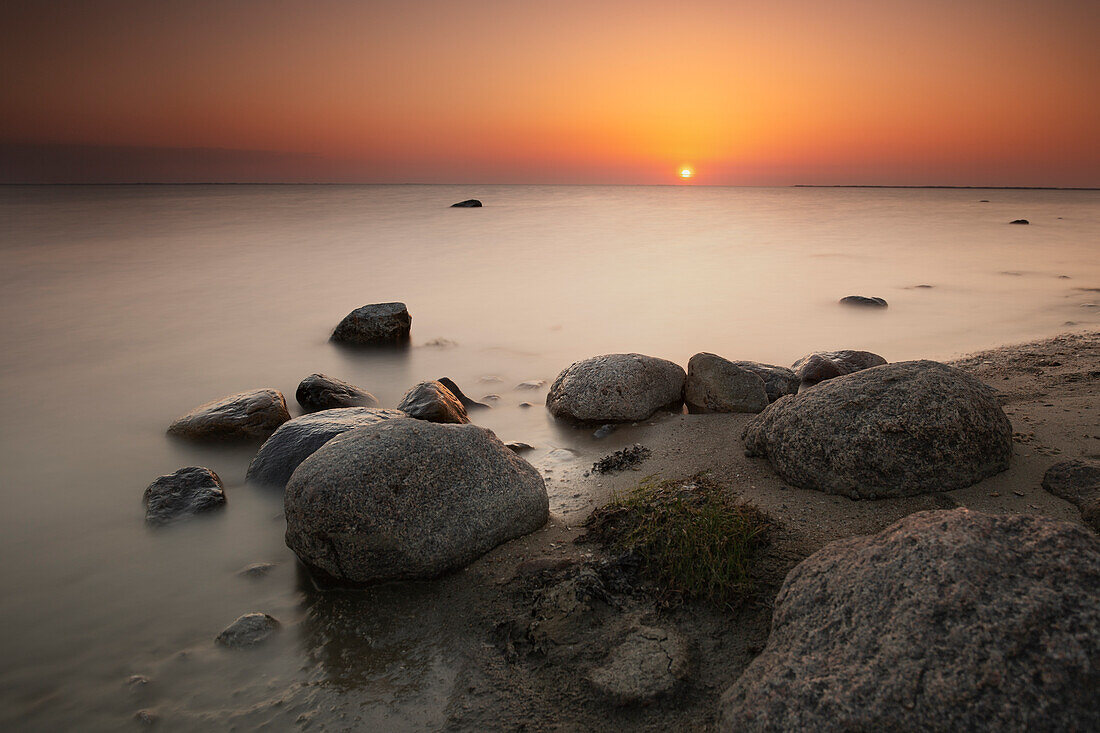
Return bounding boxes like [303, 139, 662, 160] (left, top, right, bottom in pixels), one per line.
[451, 199, 482, 207]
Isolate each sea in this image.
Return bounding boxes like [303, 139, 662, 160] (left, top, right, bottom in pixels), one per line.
[0, 184, 1097, 729]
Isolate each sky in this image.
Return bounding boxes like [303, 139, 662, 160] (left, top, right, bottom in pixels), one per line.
[1, 0, 1098, 185]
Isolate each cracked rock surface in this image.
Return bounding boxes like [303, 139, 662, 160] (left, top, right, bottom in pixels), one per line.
[589, 626, 691, 705]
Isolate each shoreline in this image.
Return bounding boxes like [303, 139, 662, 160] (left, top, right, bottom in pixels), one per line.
[436, 330, 1099, 729]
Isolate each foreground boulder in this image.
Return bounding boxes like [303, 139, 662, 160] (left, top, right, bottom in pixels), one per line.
[397, 380, 469, 423]
[1043, 458, 1100, 532]
[719, 509, 1100, 731]
[743, 361, 1012, 498]
[285, 419, 548, 583]
[546, 353, 685, 422]
[143, 467, 225, 525]
[330, 302, 411, 346]
[792, 349, 886, 390]
[246, 407, 407, 488]
[295, 373, 379, 412]
[839, 295, 888, 308]
[167, 389, 290, 441]
[685, 353, 769, 413]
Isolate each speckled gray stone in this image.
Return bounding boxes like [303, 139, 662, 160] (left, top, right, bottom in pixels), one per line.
[1043, 458, 1100, 532]
[546, 353, 685, 423]
[743, 361, 1012, 498]
[143, 466, 225, 525]
[167, 389, 290, 441]
[397, 380, 469, 424]
[284, 418, 548, 583]
[295, 373, 379, 412]
[725, 360, 799, 403]
[719, 509, 1100, 732]
[330, 302, 411, 346]
[589, 626, 692, 705]
[246, 407, 407, 488]
[792, 349, 886, 390]
[685, 353, 769, 414]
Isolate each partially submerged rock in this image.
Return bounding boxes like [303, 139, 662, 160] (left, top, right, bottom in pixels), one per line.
[589, 626, 691, 706]
[719, 509, 1100, 731]
[743, 361, 1012, 498]
[295, 373, 379, 412]
[1010, 218, 1030, 224]
[284, 418, 548, 583]
[791, 349, 886, 390]
[437, 377, 490, 410]
[839, 295, 888, 308]
[143, 466, 226, 525]
[215, 613, 279, 648]
[330, 302, 411, 346]
[685, 353, 769, 413]
[546, 353, 685, 423]
[397, 380, 469, 424]
[451, 199, 482, 208]
[1043, 458, 1100, 532]
[246, 407, 407, 488]
[167, 389, 290, 441]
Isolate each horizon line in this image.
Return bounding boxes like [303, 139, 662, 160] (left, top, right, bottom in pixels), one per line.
[2, 182, 1097, 191]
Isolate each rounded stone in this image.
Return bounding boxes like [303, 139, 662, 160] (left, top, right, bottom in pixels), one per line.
[295, 373, 379, 412]
[546, 353, 686, 423]
[719, 509, 1100, 731]
[215, 613, 280, 648]
[742, 360, 1012, 498]
[246, 407, 407, 488]
[685, 353, 769, 414]
[143, 466, 225, 525]
[330, 302, 411, 346]
[397, 380, 469, 424]
[167, 389, 290, 441]
[284, 418, 549, 583]
[589, 626, 692, 706]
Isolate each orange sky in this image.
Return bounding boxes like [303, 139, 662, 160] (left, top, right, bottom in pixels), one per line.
[1, 0, 1098, 185]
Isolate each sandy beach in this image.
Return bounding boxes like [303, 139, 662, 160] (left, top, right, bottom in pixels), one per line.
[422, 331, 1100, 730]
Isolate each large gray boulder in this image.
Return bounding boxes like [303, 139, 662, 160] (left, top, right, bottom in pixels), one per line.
[792, 349, 886, 390]
[719, 509, 1100, 731]
[143, 466, 225, 525]
[545, 353, 685, 423]
[284, 418, 548, 583]
[685, 353, 769, 414]
[246, 407, 407, 488]
[726, 361, 799, 403]
[295, 373, 379, 412]
[743, 361, 1012, 498]
[167, 389, 290, 441]
[330, 302, 411, 346]
[397, 380, 469, 424]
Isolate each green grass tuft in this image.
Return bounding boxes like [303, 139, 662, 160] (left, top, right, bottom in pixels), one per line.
[584, 474, 771, 606]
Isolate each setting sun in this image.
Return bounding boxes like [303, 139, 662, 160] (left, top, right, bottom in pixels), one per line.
[680, 167, 694, 179]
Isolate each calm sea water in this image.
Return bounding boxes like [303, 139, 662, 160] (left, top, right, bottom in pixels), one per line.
[0, 184, 1097, 729]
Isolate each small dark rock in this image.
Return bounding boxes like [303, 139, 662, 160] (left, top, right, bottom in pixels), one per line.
[330, 302, 411, 346]
[505, 441, 535, 453]
[134, 710, 157, 726]
[215, 613, 279, 648]
[515, 380, 546, 390]
[518, 402, 534, 408]
[592, 444, 652, 474]
[397, 381, 469, 424]
[237, 562, 277, 578]
[295, 373, 379, 412]
[437, 377, 490, 410]
[839, 295, 888, 308]
[1010, 219, 1029, 224]
[143, 467, 226, 525]
[451, 199, 483, 207]
[593, 424, 617, 439]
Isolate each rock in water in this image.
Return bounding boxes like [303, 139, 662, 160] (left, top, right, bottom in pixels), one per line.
[1043, 458, 1100, 532]
[397, 380, 469, 423]
[839, 295, 888, 308]
[589, 626, 692, 705]
[284, 418, 549, 583]
[1010, 218, 1030, 224]
[685, 353, 769, 413]
[436, 377, 490, 410]
[719, 509, 1100, 731]
[143, 466, 226, 525]
[450, 199, 482, 207]
[167, 389, 290, 441]
[791, 349, 886, 390]
[295, 373, 379, 412]
[742, 360, 1011, 498]
[246, 407, 407, 488]
[215, 613, 279, 648]
[546, 353, 686, 422]
[330, 302, 411, 346]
